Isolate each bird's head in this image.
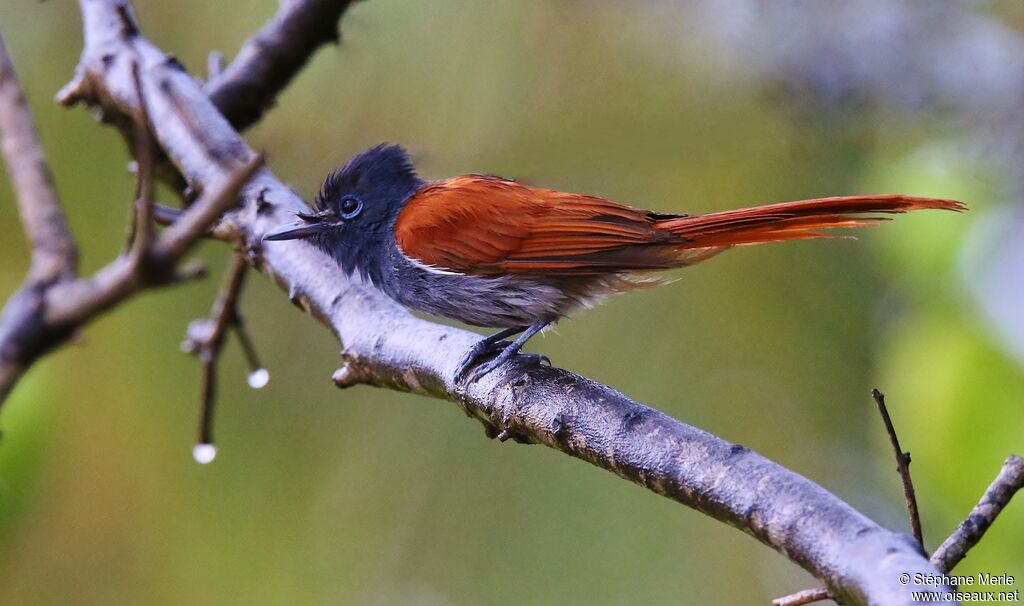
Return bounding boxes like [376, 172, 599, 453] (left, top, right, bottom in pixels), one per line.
[264, 143, 424, 276]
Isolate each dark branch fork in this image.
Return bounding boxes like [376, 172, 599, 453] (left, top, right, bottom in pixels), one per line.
[0, 2, 1018, 605]
[181, 251, 268, 463]
[774, 394, 1024, 606]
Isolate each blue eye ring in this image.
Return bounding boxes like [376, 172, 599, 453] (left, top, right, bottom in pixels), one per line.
[338, 195, 363, 220]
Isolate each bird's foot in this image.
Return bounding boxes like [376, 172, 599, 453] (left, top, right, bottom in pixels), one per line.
[454, 339, 509, 384]
[462, 350, 549, 385]
[455, 320, 553, 385]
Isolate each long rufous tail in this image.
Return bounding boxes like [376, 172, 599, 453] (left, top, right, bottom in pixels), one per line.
[655, 195, 965, 249]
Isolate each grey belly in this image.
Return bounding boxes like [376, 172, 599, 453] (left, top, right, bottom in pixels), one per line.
[388, 270, 574, 327]
[374, 248, 645, 328]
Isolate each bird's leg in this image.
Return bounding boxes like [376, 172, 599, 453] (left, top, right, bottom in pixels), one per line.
[454, 326, 525, 383]
[463, 320, 552, 384]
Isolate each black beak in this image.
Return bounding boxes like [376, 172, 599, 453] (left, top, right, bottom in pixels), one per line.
[263, 219, 330, 241]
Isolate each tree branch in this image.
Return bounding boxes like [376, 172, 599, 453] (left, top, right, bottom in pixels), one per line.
[930, 455, 1024, 572]
[44, 2, 966, 604]
[40, 155, 262, 329]
[0, 35, 78, 284]
[0, 39, 260, 400]
[205, 0, 357, 131]
[772, 587, 832, 606]
[0, 0, 354, 403]
[873, 388, 925, 548]
[0, 33, 79, 401]
[181, 251, 265, 464]
[774, 447, 1021, 605]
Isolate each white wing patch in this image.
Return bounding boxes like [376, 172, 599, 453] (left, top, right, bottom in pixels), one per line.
[398, 247, 466, 276]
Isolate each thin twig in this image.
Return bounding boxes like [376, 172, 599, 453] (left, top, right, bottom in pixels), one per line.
[0, 34, 77, 282]
[0, 33, 79, 403]
[930, 454, 1024, 572]
[772, 390, 928, 606]
[873, 388, 925, 548]
[197, 348, 217, 448]
[771, 587, 831, 606]
[153, 153, 263, 259]
[0, 0, 280, 400]
[127, 60, 156, 260]
[231, 313, 266, 385]
[153, 202, 182, 225]
[182, 253, 251, 461]
[40, 154, 262, 330]
[153, 202, 238, 243]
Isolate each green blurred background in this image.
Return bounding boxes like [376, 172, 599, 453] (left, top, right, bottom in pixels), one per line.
[1, 1, 1021, 604]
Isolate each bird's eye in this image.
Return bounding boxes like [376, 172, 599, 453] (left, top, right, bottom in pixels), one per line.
[337, 195, 363, 220]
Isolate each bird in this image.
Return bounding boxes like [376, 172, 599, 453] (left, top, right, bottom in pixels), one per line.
[264, 144, 965, 383]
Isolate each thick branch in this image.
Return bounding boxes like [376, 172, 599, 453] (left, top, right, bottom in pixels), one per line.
[205, 0, 357, 131]
[60, 2, 958, 604]
[777, 454, 1023, 605]
[0, 26, 259, 399]
[0, 0, 350, 402]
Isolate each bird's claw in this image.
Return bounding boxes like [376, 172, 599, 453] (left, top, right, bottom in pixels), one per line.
[458, 351, 549, 386]
[454, 339, 510, 384]
[455, 321, 553, 386]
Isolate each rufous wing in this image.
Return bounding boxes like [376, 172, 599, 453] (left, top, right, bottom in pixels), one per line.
[394, 176, 966, 276]
[394, 175, 688, 275]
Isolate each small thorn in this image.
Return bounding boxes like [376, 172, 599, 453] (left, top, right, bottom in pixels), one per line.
[192, 443, 218, 464]
[247, 368, 269, 389]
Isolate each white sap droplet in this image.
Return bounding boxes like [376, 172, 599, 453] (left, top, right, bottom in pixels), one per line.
[247, 368, 269, 389]
[192, 443, 218, 464]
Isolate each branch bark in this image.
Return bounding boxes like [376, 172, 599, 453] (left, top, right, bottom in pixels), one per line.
[0, 0, 341, 400]
[774, 413, 1022, 606]
[873, 388, 924, 548]
[43, 2, 964, 604]
[930, 455, 1024, 572]
[0, 35, 77, 284]
[205, 0, 357, 131]
[0, 22, 263, 400]
[0, 33, 78, 401]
